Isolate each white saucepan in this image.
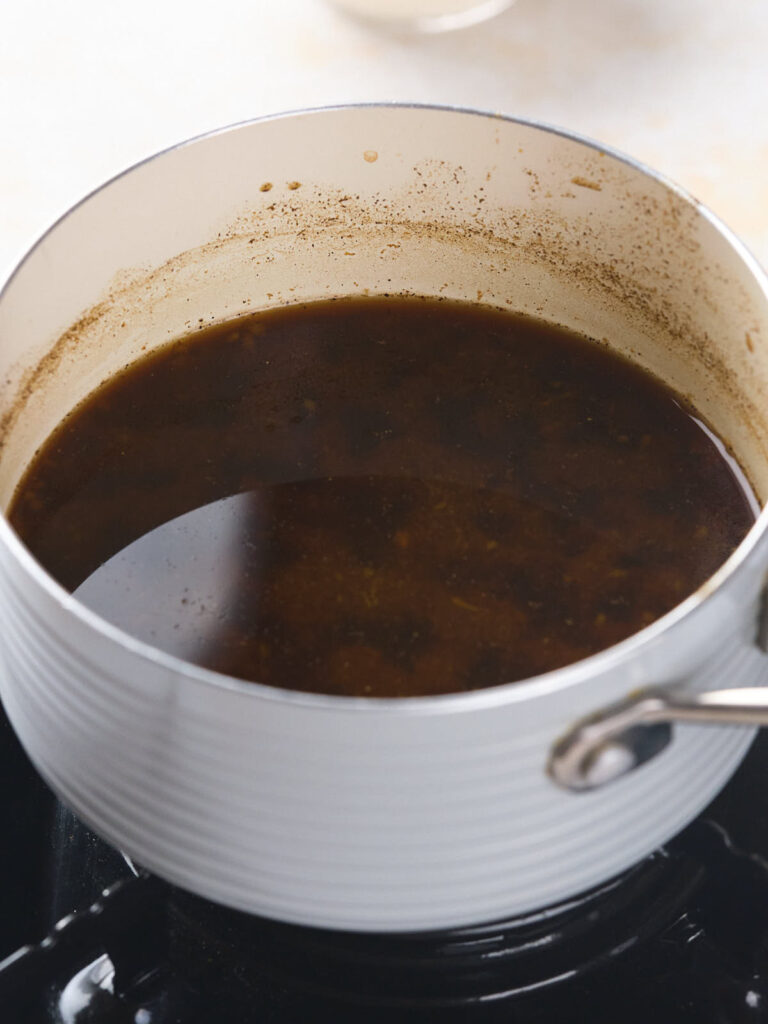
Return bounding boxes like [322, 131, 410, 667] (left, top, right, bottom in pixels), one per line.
[1, 105, 768, 932]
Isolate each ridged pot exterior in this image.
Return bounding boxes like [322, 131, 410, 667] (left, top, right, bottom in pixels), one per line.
[1, 107, 768, 931]
[0, 526, 765, 931]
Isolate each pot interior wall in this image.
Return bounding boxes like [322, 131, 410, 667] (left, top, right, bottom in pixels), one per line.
[2, 109, 768, 514]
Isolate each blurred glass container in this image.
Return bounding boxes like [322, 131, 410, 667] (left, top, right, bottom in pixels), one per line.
[327, 0, 515, 33]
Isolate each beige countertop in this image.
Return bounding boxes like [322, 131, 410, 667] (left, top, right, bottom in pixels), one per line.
[2, 0, 767, 278]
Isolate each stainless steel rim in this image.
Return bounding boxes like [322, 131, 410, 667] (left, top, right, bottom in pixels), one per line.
[2, 102, 768, 715]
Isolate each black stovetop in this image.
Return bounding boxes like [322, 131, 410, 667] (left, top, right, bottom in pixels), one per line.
[3, 703, 768, 1023]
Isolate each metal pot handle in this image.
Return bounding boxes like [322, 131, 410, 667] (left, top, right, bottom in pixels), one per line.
[548, 686, 768, 792]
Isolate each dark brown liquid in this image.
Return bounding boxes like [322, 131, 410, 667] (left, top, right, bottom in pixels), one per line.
[8, 298, 756, 696]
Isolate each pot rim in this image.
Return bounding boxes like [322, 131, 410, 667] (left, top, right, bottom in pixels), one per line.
[2, 101, 767, 716]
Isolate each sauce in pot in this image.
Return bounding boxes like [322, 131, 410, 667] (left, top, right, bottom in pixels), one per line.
[8, 297, 756, 696]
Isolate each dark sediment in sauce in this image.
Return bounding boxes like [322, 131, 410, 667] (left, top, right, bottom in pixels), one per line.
[8, 298, 756, 697]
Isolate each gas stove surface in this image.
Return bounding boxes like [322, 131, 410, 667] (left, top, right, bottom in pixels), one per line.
[2, 706, 768, 1023]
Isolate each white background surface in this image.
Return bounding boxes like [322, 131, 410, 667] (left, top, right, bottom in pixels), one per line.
[2, 0, 767, 281]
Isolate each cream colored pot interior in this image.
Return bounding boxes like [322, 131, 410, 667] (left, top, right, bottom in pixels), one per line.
[2, 107, 768, 516]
